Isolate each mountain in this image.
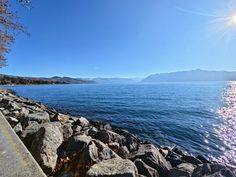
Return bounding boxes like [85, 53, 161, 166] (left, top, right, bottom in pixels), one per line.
[93, 77, 142, 84]
[142, 69, 236, 82]
[0, 74, 94, 85]
[38, 76, 94, 84]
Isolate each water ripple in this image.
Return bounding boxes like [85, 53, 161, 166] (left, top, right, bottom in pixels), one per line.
[215, 81, 236, 168]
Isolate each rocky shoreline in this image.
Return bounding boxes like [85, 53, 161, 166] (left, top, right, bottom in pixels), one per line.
[0, 88, 235, 177]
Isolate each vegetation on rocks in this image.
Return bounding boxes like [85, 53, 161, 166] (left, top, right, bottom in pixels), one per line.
[0, 88, 235, 177]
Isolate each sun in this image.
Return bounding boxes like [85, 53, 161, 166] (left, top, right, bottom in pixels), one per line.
[230, 14, 236, 24]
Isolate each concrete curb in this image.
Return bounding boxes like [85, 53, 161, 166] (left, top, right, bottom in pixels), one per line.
[0, 111, 46, 177]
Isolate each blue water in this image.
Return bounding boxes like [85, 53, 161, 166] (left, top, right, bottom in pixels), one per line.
[3, 82, 236, 167]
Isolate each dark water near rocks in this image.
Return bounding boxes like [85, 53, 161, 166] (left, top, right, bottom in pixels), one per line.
[4, 82, 236, 168]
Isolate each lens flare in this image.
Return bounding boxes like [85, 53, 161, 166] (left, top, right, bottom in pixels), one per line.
[230, 14, 236, 24]
[176, 5, 236, 43]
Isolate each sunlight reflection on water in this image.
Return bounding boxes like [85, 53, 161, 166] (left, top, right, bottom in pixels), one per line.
[215, 81, 236, 168]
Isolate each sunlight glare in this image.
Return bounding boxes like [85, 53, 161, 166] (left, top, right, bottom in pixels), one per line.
[230, 14, 236, 25]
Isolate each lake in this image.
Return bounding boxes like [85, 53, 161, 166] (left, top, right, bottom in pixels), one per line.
[3, 81, 236, 168]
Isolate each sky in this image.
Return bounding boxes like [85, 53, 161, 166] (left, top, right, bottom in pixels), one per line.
[1, 0, 236, 78]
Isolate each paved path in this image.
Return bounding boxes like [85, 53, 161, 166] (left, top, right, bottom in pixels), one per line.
[0, 111, 46, 177]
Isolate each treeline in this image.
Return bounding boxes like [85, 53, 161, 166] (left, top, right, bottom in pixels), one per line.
[0, 76, 67, 85]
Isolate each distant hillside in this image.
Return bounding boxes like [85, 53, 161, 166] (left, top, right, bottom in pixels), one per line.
[93, 77, 141, 84]
[142, 69, 236, 82]
[37, 76, 94, 84]
[0, 74, 94, 85]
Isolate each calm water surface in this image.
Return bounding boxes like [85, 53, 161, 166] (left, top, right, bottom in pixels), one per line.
[3, 82, 236, 168]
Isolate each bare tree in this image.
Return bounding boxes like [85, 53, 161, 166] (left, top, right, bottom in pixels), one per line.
[0, 0, 29, 67]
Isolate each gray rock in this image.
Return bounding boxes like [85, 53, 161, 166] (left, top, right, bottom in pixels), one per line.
[177, 163, 195, 174]
[57, 172, 75, 177]
[102, 123, 112, 130]
[85, 127, 98, 137]
[8, 101, 21, 111]
[167, 151, 185, 167]
[75, 117, 90, 127]
[169, 163, 195, 177]
[13, 123, 23, 134]
[6, 116, 19, 126]
[108, 142, 120, 153]
[192, 164, 236, 177]
[79, 140, 99, 164]
[93, 129, 124, 144]
[22, 111, 50, 124]
[50, 121, 62, 128]
[118, 146, 130, 159]
[196, 155, 210, 163]
[30, 123, 63, 174]
[134, 159, 159, 177]
[72, 125, 82, 134]
[53, 113, 71, 123]
[20, 121, 42, 148]
[19, 107, 29, 117]
[60, 134, 92, 157]
[129, 144, 171, 177]
[12, 110, 20, 117]
[2, 109, 9, 115]
[79, 139, 119, 165]
[169, 169, 190, 177]
[93, 139, 119, 161]
[61, 123, 73, 139]
[86, 158, 139, 177]
[114, 129, 140, 152]
[172, 146, 187, 156]
[181, 155, 202, 165]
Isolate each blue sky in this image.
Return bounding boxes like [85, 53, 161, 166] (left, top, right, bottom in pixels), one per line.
[1, 0, 236, 78]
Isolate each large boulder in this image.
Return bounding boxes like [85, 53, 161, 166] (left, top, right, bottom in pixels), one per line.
[181, 155, 202, 165]
[118, 146, 130, 159]
[5, 116, 19, 126]
[93, 130, 124, 145]
[134, 159, 159, 177]
[13, 123, 23, 134]
[19, 107, 29, 117]
[61, 123, 73, 139]
[53, 113, 71, 123]
[20, 121, 43, 148]
[169, 169, 190, 177]
[86, 158, 139, 177]
[79, 139, 119, 164]
[192, 164, 236, 177]
[129, 144, 171, 177]
[21, 111, 50, 125]
[74, 117, 90, 127]
[79, 140, 99, 165]
[114, 129, 140, 152]
[196, 155, 210, 163]
[166, 151, 185, 167]
[85, 127, 98, 137]
[59, 134, 92, 157]
[72, 124, 82, 134]
[7, 101, 21, 111]
[169, 163, 195, 177]
[30, 123, 63, 174]
[93, 139, 119, 161]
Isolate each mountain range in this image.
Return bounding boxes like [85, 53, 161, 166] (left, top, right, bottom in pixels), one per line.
[142, 69, 236, 82]
[0, 74, 94, 85]
[1, 69, 236, 85]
